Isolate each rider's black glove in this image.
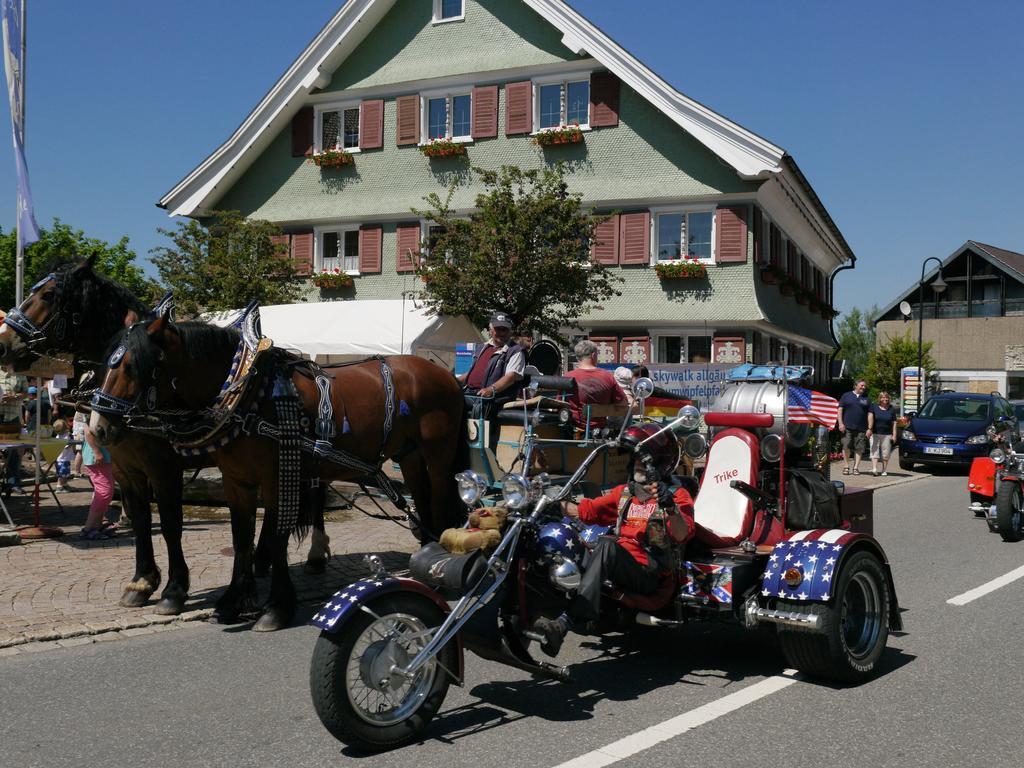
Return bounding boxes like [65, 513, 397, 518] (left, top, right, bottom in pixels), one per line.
[657, 482, 676, 511]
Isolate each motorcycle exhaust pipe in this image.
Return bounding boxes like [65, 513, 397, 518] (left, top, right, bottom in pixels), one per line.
[749, 606, 821, 630]
[635, 612, 685, 627]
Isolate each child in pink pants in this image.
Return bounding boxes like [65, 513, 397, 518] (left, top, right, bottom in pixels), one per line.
[80, 428, 115, 540]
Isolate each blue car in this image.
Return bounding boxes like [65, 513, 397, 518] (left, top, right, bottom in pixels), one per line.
[900, 392, 1018, 471]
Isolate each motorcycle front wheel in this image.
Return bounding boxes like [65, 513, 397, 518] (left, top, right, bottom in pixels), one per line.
[995, 482, 1024, 542]
[310, 593, 455, 752]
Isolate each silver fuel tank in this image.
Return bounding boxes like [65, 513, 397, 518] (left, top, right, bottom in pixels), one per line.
[709, 380, 811, 446]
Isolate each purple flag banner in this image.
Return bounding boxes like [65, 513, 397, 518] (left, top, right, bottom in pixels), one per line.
[2, 0, 40, 247]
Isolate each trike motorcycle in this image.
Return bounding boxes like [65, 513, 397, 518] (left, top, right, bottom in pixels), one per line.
[308, 369, 901, 752]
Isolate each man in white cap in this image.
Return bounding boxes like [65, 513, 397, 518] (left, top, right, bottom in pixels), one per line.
[457, 311, 525, 417]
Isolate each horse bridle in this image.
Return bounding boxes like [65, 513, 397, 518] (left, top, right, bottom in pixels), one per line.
[2, 273, 83, 351]
[89, 332, 162, 421]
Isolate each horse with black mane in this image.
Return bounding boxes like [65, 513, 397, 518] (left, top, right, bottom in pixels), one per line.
[0, 257, 330, 618]
[89, 311, 467, 630]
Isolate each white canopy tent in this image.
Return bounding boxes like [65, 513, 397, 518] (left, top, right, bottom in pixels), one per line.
[208, 300, 482, 367]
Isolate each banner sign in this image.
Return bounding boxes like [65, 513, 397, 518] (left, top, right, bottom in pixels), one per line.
[648, 364, 733, 411]
[901, 365, 922, 415]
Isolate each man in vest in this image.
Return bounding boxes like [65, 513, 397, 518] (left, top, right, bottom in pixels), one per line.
[457, 311, 526, 418]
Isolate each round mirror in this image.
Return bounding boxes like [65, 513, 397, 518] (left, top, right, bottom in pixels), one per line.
[633, 377, 654, 401]
[675, 405, 700, 431]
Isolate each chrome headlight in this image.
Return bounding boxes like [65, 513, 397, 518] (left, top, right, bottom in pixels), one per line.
[455, 470, 487, 507]
[990, 448, 1006, 464]
[902, 429, 916, 441]
[682, 432, 707, 460]
[966, 434, 990, 445]
[501, 473, 530, 509]
[676, 405, 700, 430]
[549, 557, 581, 591]
[760, 433, 782, 463]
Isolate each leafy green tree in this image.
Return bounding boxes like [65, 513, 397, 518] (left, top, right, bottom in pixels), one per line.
[0, 219, 159, 308]
[835, 305, 879, 380]
[413, 164, 621, 341]
[864, 330, 935, 396]
[150, 211, 300, 317]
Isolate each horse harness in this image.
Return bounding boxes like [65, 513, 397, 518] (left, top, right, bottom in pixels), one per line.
[91, 316, 414, 536]
[2, 273, 83, 351]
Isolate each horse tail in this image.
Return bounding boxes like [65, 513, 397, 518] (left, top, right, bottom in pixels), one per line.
[292, 481, 324, 543]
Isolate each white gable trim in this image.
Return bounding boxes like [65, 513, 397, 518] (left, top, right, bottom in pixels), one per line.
[159, 0, 786, 219]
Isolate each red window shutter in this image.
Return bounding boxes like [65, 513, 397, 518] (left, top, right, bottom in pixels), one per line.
[589, 71, 620, 128]
[618, 211, 650, 264]
[619, 337, 651, 367]
[290, 232, 313, 276]
[359, 99, 384, 150]
[269, 234, 289, 256]
[291, 106, 314, 157]
[752, 207, 762, 264]
[591, 214, 620, 264]
[770, 224, 781, 268]
[471, 85, 498, 139]
[505, 81, 533, 135]
[396, 95, 419, 146]
[589, 337, 619, 365]
[715, 206, 748, 263]
[359, 225, 382, 274]
[396, 223, 420, 273]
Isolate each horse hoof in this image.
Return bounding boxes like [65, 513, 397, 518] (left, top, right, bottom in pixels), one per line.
[153, 596, 186, 616]
[253, 609, 293, 632]
[119, 589, 153, 608]
[303, 558, 327, 575]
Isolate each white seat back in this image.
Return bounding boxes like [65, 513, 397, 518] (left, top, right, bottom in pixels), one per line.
[693, 431, 758, 545]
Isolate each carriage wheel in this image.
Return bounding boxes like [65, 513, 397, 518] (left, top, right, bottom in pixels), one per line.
[309, 594, 454, 751]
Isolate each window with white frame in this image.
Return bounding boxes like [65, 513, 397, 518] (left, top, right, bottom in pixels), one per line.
[318, 228, 360, 274]
[655, 333, 713, 364]
[535, 77, 590, 130]
[654, 208, 715, 263]
[316, 104, 360, 153]
[433, 0, 464, 22]
[423, 92, 472, 142]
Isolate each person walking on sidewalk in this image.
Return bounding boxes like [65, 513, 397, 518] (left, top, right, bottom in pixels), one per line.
[80, 425, 117, 540]
[838, 379, 871, 476]
[867, 391, 898, 476]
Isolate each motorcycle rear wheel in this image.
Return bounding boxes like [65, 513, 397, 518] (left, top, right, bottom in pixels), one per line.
[995, 482, 1024, 542]
[777, 550, 890, 682]
[310, 594, 454, 752]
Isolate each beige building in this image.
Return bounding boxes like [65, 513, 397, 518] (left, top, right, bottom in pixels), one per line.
[875, 241, 1024, 398]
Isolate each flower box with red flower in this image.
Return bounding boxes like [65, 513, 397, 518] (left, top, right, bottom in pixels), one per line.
[420, 138, 468, 158]
[779, 280, 796, 297]
[309, 149, 355, 168]
[311, 269, 355, 290]
[532, 123, 585, 147]
[655, 257, 708, 280]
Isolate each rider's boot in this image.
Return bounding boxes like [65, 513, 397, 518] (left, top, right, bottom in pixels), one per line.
[533, 615, 570, 657]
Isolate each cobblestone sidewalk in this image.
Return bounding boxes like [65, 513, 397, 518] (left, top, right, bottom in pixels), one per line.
[0, 476, 418, 655]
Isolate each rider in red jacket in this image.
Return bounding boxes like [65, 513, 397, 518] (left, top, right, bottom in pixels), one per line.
[534, 424, 695, 656]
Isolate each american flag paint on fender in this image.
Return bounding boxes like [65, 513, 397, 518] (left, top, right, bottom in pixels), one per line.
[759, 529, 867, 602]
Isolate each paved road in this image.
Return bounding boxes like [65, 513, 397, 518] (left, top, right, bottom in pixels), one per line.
[3, 472, 1021, 768]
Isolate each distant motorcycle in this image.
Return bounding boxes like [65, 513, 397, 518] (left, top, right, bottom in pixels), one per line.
[986, 443, 1024, 541]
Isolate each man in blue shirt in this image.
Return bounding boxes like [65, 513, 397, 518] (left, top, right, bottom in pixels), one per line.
[838, 379, 870, 475]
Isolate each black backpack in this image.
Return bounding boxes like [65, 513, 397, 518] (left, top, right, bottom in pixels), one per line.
[785, 469, 842, 531]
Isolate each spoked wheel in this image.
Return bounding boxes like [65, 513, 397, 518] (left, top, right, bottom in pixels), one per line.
[777, 551, 890, 682]
[995, 482, 1024, 542]
[310, 594, 455, 752]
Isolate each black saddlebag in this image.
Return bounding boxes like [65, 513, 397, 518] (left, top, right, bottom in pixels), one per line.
[785, 469, 842, 530]
[409, 542, 489, 596]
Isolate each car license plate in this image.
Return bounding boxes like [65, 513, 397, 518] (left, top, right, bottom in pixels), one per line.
[924, 446, 954, 455]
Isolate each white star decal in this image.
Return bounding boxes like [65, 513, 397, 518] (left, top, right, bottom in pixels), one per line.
[313, 613, 322, 622]
[373, 581, 384, 586]
[802, 541, 812, 548]
[770, 554, 779, 563]
[550, 529, 562, 539]
[348, 595, 358, 603]
[808, 555, 818, 564]
[762, 588, 771, 597]
[778, 589, 787, 597]
[832, 545, 842, 551]
[763, 570, 773, 579]
[817, 542, 828, 550]
[784, 553, 793, 561]
[340, 593, 349, 599]
[798, 592, 808, 600]
[327, 616, 338, 627]
[826, 557, 835, 566]
[822, 571, 832, 582]
[356, 585, 367, 591]
[794, 561, 803, 568]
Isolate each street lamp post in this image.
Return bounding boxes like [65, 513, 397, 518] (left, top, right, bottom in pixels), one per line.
[916, 257, 947, 412]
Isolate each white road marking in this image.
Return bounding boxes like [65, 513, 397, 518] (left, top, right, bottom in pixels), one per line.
[947, 563, 1024, 606]
[550, 671, 800, 768]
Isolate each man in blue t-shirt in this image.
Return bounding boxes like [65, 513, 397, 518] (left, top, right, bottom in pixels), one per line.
[838, 379, 871, 475]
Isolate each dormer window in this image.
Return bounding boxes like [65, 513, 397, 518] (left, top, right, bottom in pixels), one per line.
[433, 0, 464, 23]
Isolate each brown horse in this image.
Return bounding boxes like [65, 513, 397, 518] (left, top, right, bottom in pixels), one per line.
[90, 313, 467, 630]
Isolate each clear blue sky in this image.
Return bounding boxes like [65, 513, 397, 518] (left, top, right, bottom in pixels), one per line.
[2, 0, 1022, 316]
